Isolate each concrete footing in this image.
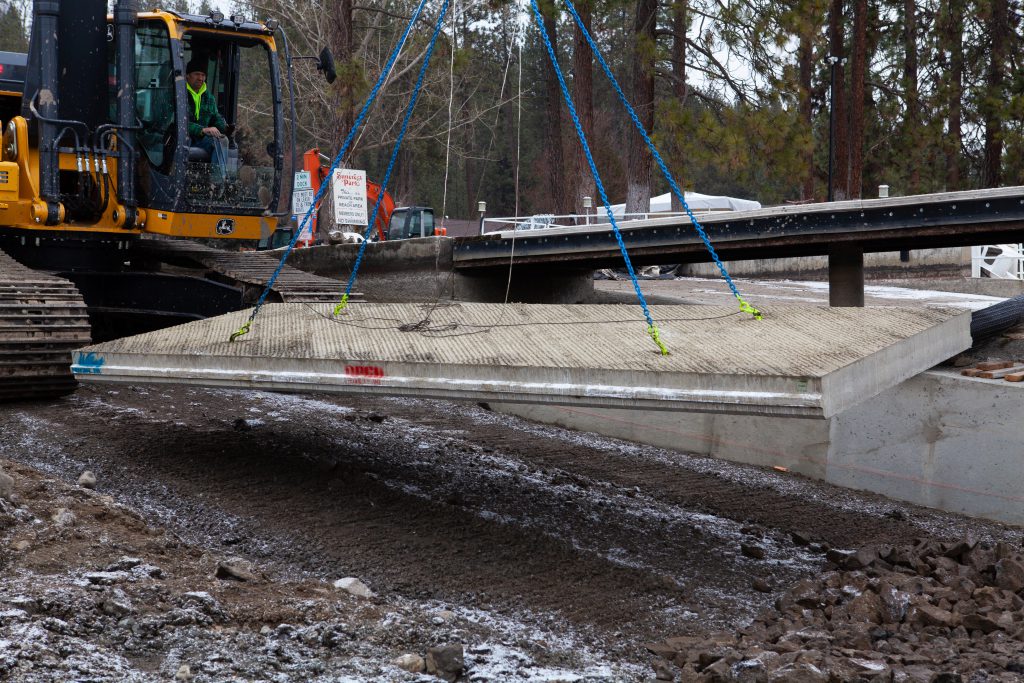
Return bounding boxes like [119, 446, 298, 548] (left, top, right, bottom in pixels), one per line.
[493, 369, 1024, 526]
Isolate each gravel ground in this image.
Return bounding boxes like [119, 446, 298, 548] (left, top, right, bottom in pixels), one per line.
[0, 377, 1022, 681]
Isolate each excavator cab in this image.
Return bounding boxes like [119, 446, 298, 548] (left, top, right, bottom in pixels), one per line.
[133, 17, 282, 222]
[386, 207, 443, 240]
[1, 2, 284, 243]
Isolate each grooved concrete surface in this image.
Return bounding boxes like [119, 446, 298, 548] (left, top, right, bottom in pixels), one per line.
[72, 303, 971, 418]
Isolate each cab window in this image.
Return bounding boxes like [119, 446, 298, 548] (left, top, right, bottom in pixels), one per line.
[134, 22, 175, 170]
[181, 31, 277, 212]
[389, 211, 408, 239]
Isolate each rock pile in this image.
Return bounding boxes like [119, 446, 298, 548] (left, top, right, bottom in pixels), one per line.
[648, 538, 1024, 682]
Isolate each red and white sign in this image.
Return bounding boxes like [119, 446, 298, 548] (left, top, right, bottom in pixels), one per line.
[331, 169, 368, 226]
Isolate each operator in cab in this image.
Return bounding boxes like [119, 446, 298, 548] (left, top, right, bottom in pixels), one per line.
[184, 58, 228, 182]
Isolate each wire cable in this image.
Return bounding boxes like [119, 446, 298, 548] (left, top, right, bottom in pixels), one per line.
[560, 0, 761, 322]
[333, 0, 452, 315]
[440, 0, 457, 228]
[300, 301, 743, 340]
[229, 0, 432, 342]
[528, 0, 669, 355]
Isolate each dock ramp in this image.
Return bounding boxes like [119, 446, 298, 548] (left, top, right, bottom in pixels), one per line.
[71, 303, 970, 419]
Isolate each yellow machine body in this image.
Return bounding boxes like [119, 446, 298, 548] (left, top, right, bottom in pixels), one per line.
[0, 10, 282, 243]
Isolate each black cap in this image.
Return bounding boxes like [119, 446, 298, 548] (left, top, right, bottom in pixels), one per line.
[185, 58, 205, 75]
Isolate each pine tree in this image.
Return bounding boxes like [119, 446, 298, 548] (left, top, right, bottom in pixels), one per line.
[0, 4, 28, 53]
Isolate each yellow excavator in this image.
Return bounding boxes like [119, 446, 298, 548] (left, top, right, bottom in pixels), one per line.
[1, 1, 341, 399]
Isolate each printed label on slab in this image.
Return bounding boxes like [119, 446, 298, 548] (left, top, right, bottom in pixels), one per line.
[344, 364, 384, 386]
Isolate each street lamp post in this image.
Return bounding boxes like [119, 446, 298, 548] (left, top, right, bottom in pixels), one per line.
[826, 55, 846, 202]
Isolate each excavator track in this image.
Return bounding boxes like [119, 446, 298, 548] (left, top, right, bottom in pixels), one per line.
[138, 240, 356, 304]
[0, 249, 92, 401]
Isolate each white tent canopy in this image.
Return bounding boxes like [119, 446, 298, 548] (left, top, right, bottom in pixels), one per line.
[606, 191, 760, 216]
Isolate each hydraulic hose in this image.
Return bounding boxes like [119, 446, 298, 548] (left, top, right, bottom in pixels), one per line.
[970, 294, 1024, 342]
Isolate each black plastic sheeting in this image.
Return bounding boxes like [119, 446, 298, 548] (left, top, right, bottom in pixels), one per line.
[971, 294, 1024, 341]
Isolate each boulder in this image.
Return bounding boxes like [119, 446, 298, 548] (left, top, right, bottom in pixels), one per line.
[77, 470, 97, 489]
[908, 603, 958, 629]
[961, 613, 1002, 634]
[425, 644, 464, 682]
[215, 557, 256, 582]
[333, 577, 374, 598]
[392, 653, 425, 673]
[767, 662, 829, 682]
[994, 558, 1024, 594]
[51, 507, 76, 528]
[0, 470, 14, 503]
[741, 544, 766, 560]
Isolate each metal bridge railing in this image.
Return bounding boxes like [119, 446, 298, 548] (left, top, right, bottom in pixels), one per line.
[480, 210, 715, 235]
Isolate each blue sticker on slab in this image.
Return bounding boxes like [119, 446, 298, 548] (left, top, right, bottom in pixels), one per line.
[73, 352, 105, 375]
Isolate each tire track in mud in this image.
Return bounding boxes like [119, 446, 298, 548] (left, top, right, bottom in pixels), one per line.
[1, 387, 730, 643]
[2, 385, 1019, 653]
[372, 397, 1008, 549]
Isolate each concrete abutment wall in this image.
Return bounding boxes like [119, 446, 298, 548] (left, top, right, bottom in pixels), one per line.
[493, 371, 1024, 526]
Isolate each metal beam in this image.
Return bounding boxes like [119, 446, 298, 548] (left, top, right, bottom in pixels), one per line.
[453, 186, 1024, 270]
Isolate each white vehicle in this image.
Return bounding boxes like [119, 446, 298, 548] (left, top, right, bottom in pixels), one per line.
[518, 214, 556, 230]
[328, 230, 366, 244]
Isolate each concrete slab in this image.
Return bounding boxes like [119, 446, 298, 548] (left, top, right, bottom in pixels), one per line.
[71, 303, 970, 419]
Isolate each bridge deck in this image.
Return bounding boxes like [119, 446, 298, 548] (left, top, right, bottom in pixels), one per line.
[71, 303, 970, 419]
[455, 186, 1024, 269]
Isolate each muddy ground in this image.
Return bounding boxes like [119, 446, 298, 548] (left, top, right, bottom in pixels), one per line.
[1, 373, 1022, 681]
[1, 277, 1023, 681]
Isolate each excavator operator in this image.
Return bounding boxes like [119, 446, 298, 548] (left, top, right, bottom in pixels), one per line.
[184, 58, 228, 182]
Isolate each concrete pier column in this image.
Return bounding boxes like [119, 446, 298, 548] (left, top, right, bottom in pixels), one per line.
[828, 244, 865, 307]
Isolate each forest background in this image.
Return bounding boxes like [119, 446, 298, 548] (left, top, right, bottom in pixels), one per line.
[0, 0, 1021, 220]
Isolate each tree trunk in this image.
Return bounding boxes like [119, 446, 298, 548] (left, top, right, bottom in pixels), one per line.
[571, 0, 595, 218]
[903, 0, 920, 193]
[395, 146, 414, 205]
[625, 0, 657, 215]
[506, 79, 522, 217]
[464, 145, 476, 214]
[983, 0, 1008, 187]
[944, 0, 964, 190]
[540, 0, 568, 214]
[670, 0, 687, 211]
[827, 0, 849, 200]
[329, 0, 356, 162]
[848, 0, 866, 199]
[797, 6, 814, 201]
